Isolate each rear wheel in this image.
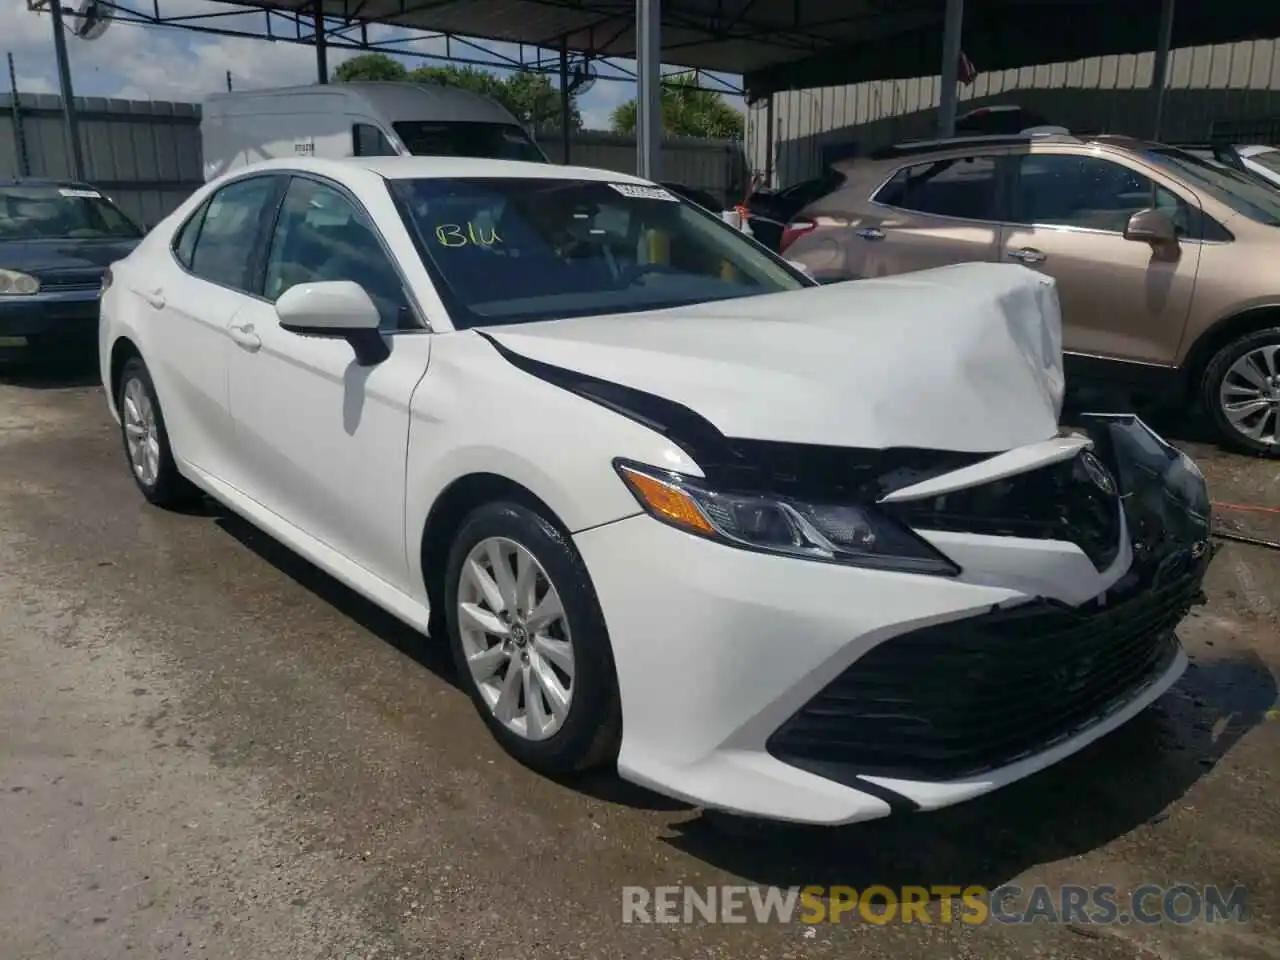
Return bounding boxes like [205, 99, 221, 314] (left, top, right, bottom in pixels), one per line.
[117, 357, 200, 507]
[443, 501, 621, 774]
[1200, 328, 1280, 457]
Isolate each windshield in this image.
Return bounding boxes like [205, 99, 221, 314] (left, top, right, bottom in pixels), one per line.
[1247, 148, 1280, 176]
[390, 177, 810, 328]
[1142, 147, 1280, 225]
[392, 121, 548, 163]
[0, 185, 142, 241]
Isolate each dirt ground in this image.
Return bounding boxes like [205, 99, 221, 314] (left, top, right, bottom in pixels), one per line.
[1, 360, 1277, 960]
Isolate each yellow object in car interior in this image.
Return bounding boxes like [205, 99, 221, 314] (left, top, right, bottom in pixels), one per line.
[645, 228, 670, 265]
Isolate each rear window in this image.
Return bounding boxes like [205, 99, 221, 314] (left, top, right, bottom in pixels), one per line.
[875, 156, 999, 220]
[392, 121, 548, 163]
[0, 185, 142, 241]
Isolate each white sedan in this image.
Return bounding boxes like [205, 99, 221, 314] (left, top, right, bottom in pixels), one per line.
[99, 156, 1214, 825]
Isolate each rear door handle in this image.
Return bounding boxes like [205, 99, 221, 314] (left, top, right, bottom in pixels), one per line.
[227, 321, 262, 351]
[1007, 247, 1047, 264]
[855, 227, 885, 241]
[142, 286, 165, 309]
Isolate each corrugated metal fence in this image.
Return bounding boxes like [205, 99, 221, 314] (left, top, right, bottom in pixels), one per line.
[1, 91, 747, 224]
[748, 38, 1280, 187]
[1, 94, 203, 226]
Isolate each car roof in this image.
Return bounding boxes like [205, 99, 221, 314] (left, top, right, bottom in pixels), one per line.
[204, 81, 517, 126]
[218, 155, 656, 186]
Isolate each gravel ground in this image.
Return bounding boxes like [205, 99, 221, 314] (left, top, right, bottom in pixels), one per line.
[1, 360, 1277, 960]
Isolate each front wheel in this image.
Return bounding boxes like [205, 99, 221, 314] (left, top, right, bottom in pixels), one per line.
[443, 501, 621, 774]
[1200, 328, 1280, 457]
[116, 357, 200, 507]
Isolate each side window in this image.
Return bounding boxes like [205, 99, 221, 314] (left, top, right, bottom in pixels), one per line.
[874, 156, 999, 220]
[189, 177, 279, 292]
[1013, 154, 1193, 235]
[263, 177, 414, 332]
[353, 124, 397, 157]
[172, 199, 208, 269]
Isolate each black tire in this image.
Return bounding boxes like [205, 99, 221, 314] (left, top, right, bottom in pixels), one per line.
[116, 357, 200, 507]
[443, 501, 622, 775]
[1200, 327, 1280, 458]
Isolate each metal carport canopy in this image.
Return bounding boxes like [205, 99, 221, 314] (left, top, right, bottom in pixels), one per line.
[227, 0, 1279, 98]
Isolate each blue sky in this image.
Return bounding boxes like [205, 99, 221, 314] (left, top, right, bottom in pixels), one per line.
[2, 0, 744, 130]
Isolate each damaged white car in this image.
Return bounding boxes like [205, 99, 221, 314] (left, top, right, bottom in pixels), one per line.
[100, 157, 1214, 825]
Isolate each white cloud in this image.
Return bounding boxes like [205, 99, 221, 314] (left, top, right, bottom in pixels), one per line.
[579, 80, 634, 131]
[14, 74, 57, 95]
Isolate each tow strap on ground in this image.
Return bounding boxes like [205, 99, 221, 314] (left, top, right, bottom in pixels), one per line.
[1210, 500, 1280, 553]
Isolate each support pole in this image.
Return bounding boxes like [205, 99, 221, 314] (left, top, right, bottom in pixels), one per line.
[936, 0, 964, 139]
[559, 35, 571, 164]
[7, 52, 30, 178]
[225, 70, 232, 92]
[49, 1, 85, 181]
[314, 1, 328, 84]
[1151, 0, 1175, 141]
[636, 0, 661, 181]
[764, 93, 774, 187]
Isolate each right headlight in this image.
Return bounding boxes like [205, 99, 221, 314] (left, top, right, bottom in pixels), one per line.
[614, 459, 960, 576]
[0, 269, 40, 296]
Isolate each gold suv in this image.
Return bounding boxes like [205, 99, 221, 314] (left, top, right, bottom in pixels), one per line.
[781, 133, 1280, 457]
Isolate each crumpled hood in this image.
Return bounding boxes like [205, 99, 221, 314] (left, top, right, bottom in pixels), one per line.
[486, 262, 1065, 454]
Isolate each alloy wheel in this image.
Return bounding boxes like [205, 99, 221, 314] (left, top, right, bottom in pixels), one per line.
[456, 536, 575, 741]
[122, 376, 161, 487]
[1219, 344, 1280, 446]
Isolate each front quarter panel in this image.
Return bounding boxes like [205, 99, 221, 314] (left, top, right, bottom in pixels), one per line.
[405, 330, 703, 594]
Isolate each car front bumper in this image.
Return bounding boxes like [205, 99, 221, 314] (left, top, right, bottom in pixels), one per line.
[573, 416, 1211, 825]
[0, 290, 101, 350]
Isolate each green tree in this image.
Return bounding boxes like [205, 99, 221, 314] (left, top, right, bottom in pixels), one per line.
[333, 58, 582, 131]
[408, 65, 580, 131]
[333, 52, 408, 82]
[610, 75, 744, 139]
[502, 70, 583, 131]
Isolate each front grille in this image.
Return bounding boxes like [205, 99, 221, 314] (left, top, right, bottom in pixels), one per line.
[767, 556, 1206, 783]
[39, 274, 102, 292]
[880, 452, 1122, 571]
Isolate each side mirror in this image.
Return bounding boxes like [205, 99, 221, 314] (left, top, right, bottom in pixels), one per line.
[1123, 209, 1178, 250]
[275, 280, 389, 365]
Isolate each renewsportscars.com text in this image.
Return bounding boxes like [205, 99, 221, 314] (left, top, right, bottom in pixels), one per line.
[621, 884, 1248, 926]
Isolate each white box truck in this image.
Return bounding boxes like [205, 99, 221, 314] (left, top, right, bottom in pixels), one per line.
[200, 81, 549, 180]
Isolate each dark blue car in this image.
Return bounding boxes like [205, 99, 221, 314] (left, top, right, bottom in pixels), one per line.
[0, 179, 143, 360]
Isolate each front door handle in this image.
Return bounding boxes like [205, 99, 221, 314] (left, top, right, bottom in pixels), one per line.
[855, 227, 886, 241]
[228, 321, 262, 351]
[142, 286, 165, 309]
[1007, 247, 1047, 264]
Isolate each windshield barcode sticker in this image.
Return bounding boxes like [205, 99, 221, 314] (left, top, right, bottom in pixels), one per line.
[608, 183, 678, 202]
[58, 188, 101, 199]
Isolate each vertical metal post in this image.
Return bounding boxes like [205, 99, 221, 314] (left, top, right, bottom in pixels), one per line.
[936, 0, 964, 138]
[1151, 0, 1175, 141]
[7, 52, 30, 177]
[764, 93, 775, 187]
[559, 35, 571, 164]
[49, 1, 86, 181]
[636, 0, 661, 180]
[225, 70, 232, 91]
[314, 1, 328, 84]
